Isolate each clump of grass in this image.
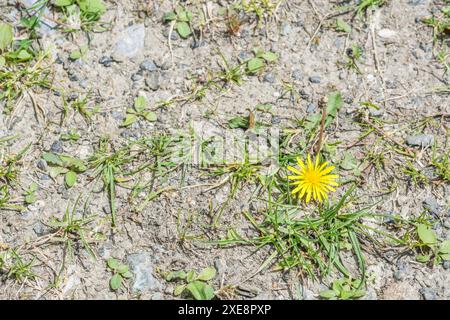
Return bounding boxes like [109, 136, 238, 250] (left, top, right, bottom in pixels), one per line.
[0, 19, 52, 113]
[0, 249, 37, 283]
[235, 0, 283, 27]
[215, 186, 375, 280]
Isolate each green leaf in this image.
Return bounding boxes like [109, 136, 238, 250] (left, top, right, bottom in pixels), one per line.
[176, 21, 191, 38]
[439, 240, 450, 254]
[174, 284, 186, 296]
[134, 95, 148, 112]
[416, 254, 431, 263]
[186, 281, 215, 300]
[16, 49, 32, 61]
[163, 11, 177, 22]
[228, 116, 248, 129]
[417, 224, 437, 245]
[110, 273, 122, 290]
[0, 23, 13, 51]
[70, 49, 82, 60]
[186, 270, 196, 283]
[25, 194, 36, 204]
[261, 51, 278, 62]
[122, 271, 133, 278]
[107, 258, 120, 270]
[327, 91, 343, 118]
[77, 0, 106, 14]
[166, 270, 187, 281]
[319, 290, 336, 299]
[42, 153, 63, 166]
[197, 267, 216, 281]
[65, 171, 77, 187]
[336, 18, 351, 33]
[247, 57, 264, 74]
[55, 0, 73, 6]
[142, 111, 157, 122]
[48, 166, 68, 178]
[117, 264, 129, 274]
[121, 114, 137, 127]
[0, 56, 5, 66]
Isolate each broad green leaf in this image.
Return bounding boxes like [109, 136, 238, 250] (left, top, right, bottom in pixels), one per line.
[166, 270, 187, 281]
[42, 153, 63, 166]
[78, 0, 106, 14]
[65, 171, 77, 187]
[186, 281, 215, 300]
[417, 224, 437, 245]
[197, 267, 216, 281]
[439, 240, 450, 254]
[186, 270, 196, 283]
[107, 258, 120, 270]
[327, 91, 343, 117]
[0, 23, 13, 51]
[416, 254, 431, 263]
[261, 51, 278, 62]
[247, 57, 264, 73]
[55, 0, 73, 6]
[174, 284, 186, 296]
[336, 18, 351, 33]
[176, 21, 191, 38]
[70, 49, 82, 60]
[16, 49, 32, 61]
[25, 194, 36, 204]
[319, 290, 336, 299]
[122, 114, 137, 127]
[134, 95, 148, 112]
[48, 166, 68, 178]
[117, 264, 129, 274]
[110, 273, 122, 290]
[122, 271, 133, 278]
[142, 111, 157, 122]
[163, 11, 177, 21]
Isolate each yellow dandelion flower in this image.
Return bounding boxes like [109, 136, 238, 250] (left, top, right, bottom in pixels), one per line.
[287, 154, 339, 203]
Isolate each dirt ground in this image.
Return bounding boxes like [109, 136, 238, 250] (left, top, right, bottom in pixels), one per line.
[0, 0, 449, 300]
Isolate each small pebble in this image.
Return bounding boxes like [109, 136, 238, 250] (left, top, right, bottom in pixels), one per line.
[419, 287, 437, 300]
[98, 56, 113, 67]
[50, 140, 63, 153]
[405, 134, 435, 147]
[263, 73, 276, 83]
[309, 76, 321, 84]
[306, 103, 317, 113]
[139, 60, 157, 72]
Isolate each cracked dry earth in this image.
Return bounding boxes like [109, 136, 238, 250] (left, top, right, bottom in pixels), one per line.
[0, 0, 449, 300]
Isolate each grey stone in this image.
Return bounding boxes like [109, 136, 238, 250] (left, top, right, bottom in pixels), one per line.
[50, 140, 63, 153]
[309, 76, 321, 84]
[423, 197, 440, 216]
[280, 21, 292, 36]
[271, 116, 281, 124]
[419, 287, 437, 300]
[191, 40, 207, 49]
[113, 24, 146, 59]
[131, 73, 142, 82]
[369, 108, 384, 117]
[306, 103, 317, 113]
[99, 56, 113, 67]
[139, 60, 157, 72]
[33, 221, 49, 236]
[127, 252, 162, 293]
[145, 72, 161, 91]
[263, 73, 276, 83]
[405, 134, 434, 147]
[291, 69, 302, 81]
[36, 159, 47, 171]
[443, 260, 450, 269]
